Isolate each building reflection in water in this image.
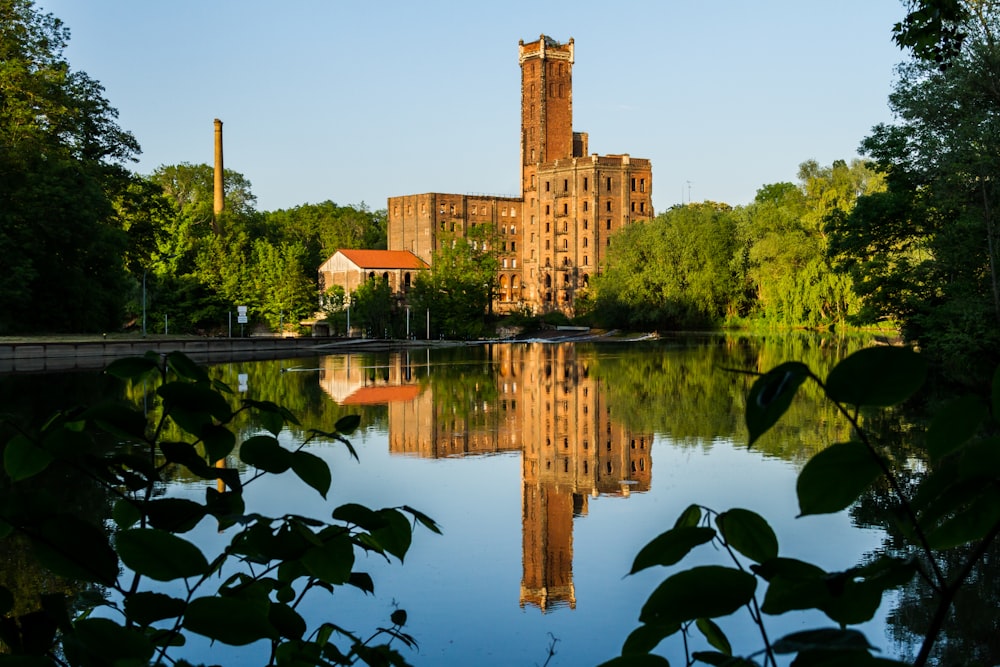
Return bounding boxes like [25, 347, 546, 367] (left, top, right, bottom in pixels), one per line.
[318, 344, 652, 612]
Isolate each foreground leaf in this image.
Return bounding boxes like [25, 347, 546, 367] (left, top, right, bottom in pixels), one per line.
[797, 442, 883, 516]
[630, 526, 716, 574]
[824, 346, 926, 407]
[183, 597, 278, 645]
[640, 566, 757, 627]
[746, 362, 809, 446]
[716, 509, 777, 563]
[116, 528, 210, 581]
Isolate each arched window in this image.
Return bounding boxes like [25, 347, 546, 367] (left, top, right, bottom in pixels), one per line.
[404, 272, 411, 289]
[544, 274, 552, 288]
[368, 272, 376, 281]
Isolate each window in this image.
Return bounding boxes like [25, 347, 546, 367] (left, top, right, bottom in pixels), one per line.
[501, 207, 507, 217]
[583, 238, 588, 247]
[583, 201, 588, 212]
[606, 177, 612, 191]
[606, 201, 612, 212]
[583, 219, 589, 230]
[545, 222, 550, 232]
[511, 241, 516, 252]
[545, 205, 550, 215]
[583, 177, 589, 191]
[583, 255, 589, 265]
[545, 181, 550, 192]
[606, 219, 612, 230]
[471, 205, 477, 215]
[511, 225, 516, 234]
[631, 177, 636, 192]
[450, 204, 455, 215]
[640, 178, 646, 192]
[563, 203, 568, 215]
[640, 202, 645, 213]
[510, 208, 516, 218]
[606, 238, 611, 246]
[563, 239, 568, 249]
[530, 175, 535, 187]
[631, 202, 636, 212]
[562, 221, 568, 232]
[545, 240, 550, 249]
[563, 179, 568, 192]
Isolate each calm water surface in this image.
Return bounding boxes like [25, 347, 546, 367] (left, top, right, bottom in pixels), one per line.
[1, 334, 911, 665]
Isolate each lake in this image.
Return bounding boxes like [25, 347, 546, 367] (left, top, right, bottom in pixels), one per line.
[0, 334, 920, 665]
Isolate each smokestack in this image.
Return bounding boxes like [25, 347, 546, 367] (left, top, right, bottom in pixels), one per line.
[213, 118, 224, 219]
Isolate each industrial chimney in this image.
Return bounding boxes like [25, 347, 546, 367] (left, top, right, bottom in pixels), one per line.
[213, 118, 224, 220]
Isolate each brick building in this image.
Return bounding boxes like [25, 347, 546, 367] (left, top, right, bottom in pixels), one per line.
[387, 35, 654, 315]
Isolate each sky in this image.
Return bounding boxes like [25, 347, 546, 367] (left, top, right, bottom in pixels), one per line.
[38, 1, 910, 213]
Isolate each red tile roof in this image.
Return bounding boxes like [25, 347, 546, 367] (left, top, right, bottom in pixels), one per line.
[338, 249, 429, 270]
[340, 384, 422, 405]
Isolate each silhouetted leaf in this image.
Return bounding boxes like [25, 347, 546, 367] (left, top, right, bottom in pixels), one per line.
[143, 498, 207, 533]
[371, 509, 412, 562]
[621, 623, 679, 655]
[302, 534, 355, 585]
[165, 351, 209, 383]
[200, 424, 236, 462]
[746, 362, 809, 446]
[291, 450, 331, 498]
[630, 526, 716, 574]
[62, 618, 154, 666]
[691, 651, 759, 666]
[596, 654, 672, 667]
[696, 617, 732, 655]
[401, 505, 442, 535]
[240, 435, 291, 473]
[81, 402, 148, 440]
[825, 346, 926, 407]
[797, 442, 883, 516]
[925, 485, 1000, 549]
[116, 528, 209, 581]
[333, 503, 384, 530]
[673, 504, 702, 528]
[112, 499, 141, 529]
[105, 356, 160, 381]
[348, 572, 375, 595]
[205, 488, 245, 529]
[958, 436, 1000, 480]
[30, 515, 118, 585]
[390, 609, 407, 626]
[772, 628, 875, 654]
[926, 395, 987, 463]
[124, 592, 187, 626]
[4, 434, 53, 481]
[335, 415, 361, 434]
[716, 509, 777, 563]
[158, 381, 232, 434]
[640, 566, 757, 627]
[183, 596, 278, 645]
[269, 603, 307, 640]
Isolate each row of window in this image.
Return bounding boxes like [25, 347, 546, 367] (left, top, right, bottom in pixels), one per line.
[541, 176, 647, 193]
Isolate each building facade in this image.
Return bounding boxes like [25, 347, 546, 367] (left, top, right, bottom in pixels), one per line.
[387, 35, 654, 315]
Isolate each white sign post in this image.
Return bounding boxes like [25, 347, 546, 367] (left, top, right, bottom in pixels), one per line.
[237, 305, 248, 337]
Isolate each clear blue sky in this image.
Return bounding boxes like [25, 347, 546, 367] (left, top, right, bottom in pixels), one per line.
[38, 1, 908, 213]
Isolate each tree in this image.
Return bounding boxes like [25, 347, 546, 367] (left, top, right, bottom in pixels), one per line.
[0, 0, 140, 333]
[351, 276, 394, 338]
[410, 227, 498, 339]
[829, 4, 1000, 381]
[590, 203, 740, 329]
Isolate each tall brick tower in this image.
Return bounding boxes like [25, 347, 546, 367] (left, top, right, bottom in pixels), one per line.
[519, 35, 575, 199]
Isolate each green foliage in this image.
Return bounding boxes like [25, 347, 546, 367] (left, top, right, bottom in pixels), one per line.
[0, 351, 437, 665]
[0, 0, 139, 333]
[609, 346, 1000, 666]
[830, 9, 1000, 383]
[351, 276, 395, 338]
[410, 228, 498, 339]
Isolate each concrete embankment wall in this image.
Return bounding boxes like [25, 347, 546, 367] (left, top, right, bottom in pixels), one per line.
[0, 338, 323, 374]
